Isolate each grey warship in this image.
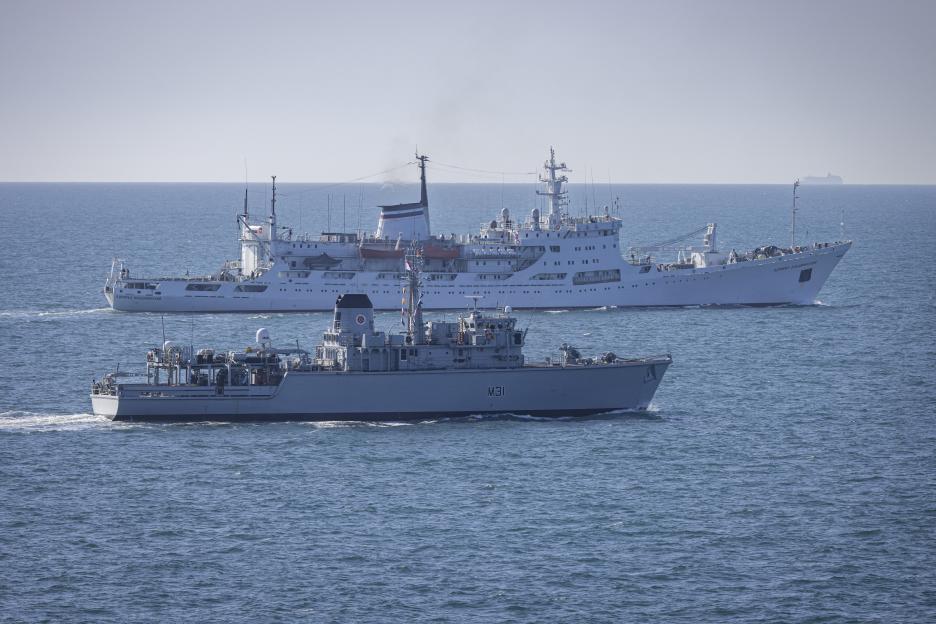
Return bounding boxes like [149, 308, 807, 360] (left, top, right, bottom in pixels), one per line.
[91, 253, 671, 422]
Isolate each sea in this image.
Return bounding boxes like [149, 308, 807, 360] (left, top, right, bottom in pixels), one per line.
[1, 181, 934, 622]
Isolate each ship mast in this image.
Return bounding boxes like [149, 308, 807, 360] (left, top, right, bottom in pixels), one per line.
[416, 152, 430, 233]
[537, 146, 570, 229]
[403, 243, 425, 345]
[791, 178, 799, 247]
[269, 175, 278, 242]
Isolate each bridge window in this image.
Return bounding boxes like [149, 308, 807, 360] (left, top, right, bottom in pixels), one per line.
[185, 283, 221, 291]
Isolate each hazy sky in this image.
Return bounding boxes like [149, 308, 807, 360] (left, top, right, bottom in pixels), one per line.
[1, 0, 933, 183]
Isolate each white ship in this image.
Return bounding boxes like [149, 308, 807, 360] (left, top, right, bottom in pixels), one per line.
[104, 150, 851, 312]
[801, 173, 844, 185]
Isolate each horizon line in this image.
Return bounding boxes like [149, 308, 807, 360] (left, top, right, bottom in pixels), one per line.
[1, 180, 933, 186]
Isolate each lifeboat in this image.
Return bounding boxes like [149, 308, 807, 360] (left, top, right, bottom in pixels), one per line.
[422, 244, 460, 260]
[302, 253, 342, 269]
[360, 245, 405, 259]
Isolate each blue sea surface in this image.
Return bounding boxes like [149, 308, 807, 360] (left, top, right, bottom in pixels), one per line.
[1, 182, 934, 622]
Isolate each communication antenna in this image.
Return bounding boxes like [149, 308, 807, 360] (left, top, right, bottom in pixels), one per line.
[607, 169, 613, 207]
[357, 184, 363, 233]
[840, 208, 846, 241]
[243, 159, 249, 220]
[271, 175, 277, 216]
[270, 175, 278, 242]
[791, 179, 800, 247]
[591, 168, 597, 214]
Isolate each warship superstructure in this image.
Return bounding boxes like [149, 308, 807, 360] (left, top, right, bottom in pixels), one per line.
[91, 253, 671, 422]
[104, 149, 851, 312]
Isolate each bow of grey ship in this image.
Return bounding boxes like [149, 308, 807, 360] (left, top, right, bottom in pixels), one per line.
[92, 252, 671, 422]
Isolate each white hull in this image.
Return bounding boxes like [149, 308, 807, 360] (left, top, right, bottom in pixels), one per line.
[107, 242, 850, 312]
[91, 360, 670, 422]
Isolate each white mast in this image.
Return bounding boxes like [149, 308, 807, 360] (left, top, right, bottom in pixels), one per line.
[269, 175, 277, 242]
[791, 179, 799, 247]
[537, 147, 570, 229]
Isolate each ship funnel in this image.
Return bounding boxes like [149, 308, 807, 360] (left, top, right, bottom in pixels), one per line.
[376, 155, 431, 241]
[333, 294, 375, 336]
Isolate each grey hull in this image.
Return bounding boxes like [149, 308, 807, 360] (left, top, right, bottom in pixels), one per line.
[92, 359, 670, 423]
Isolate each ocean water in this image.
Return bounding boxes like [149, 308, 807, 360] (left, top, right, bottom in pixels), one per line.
[1, 181, 934, 622]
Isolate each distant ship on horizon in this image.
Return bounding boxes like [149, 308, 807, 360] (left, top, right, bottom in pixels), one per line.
[801, 173, 844, 185]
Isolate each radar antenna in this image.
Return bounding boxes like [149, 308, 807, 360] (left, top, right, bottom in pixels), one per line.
[536, 146, 570, 228]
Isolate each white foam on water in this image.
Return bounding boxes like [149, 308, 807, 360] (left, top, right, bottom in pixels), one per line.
[0, 307, 113, 319]
[301, 420, 366, 429]
[0, 411, 113, 432]
[302, 420, 418, 429]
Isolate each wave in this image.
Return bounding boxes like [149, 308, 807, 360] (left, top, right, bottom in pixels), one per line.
[0, 307, 112, 319]
[0, 410, 113, 432]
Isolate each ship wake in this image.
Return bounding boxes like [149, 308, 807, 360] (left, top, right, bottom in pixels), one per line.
[0, 307, 113, 319]
[0, 411, 114, 432]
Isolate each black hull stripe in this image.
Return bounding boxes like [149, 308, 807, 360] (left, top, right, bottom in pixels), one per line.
[379, 210, 424, 220]
[378, 201, 426, 213]
[106, 408, 636, 423]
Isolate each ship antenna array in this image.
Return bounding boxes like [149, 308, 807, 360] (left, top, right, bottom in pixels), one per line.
[537, 146, 571, 220]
